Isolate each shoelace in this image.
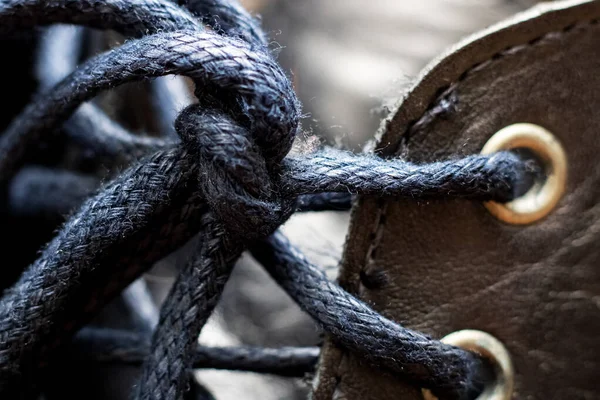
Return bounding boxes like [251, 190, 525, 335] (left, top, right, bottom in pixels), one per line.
[0, 1, 539, 399]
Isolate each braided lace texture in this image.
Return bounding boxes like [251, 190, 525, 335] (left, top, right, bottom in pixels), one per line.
[0, 0, 537, 399]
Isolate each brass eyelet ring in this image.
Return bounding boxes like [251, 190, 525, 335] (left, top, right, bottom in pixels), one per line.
[481, 123, 567, 225]
[421, 330, 514, 400]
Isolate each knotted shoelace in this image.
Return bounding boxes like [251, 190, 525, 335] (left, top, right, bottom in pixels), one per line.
[0, 1, 538, 399]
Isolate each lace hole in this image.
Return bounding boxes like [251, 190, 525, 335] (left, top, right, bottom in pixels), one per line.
[481, 123, 567, 225]
[421, 330, 514, 400]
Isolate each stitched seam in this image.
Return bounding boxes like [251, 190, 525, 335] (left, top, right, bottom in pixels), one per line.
[332, 350, 345, 399]
[327, 16, 600, 398]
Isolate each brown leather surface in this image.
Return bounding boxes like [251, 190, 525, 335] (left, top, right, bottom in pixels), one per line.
[313, 1, 600, 399]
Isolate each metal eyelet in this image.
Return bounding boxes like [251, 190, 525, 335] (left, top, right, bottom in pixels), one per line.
[481, 123, 567, 225]
[422, 330, 514, 400]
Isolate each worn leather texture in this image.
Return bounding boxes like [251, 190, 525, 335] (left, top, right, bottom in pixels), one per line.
[313, 1, 600, 399]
